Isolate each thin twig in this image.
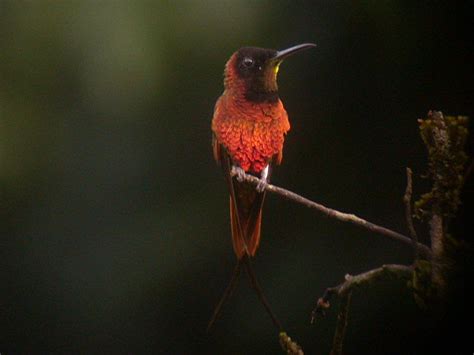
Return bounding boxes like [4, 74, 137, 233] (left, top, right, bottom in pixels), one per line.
[429, 214, 445, 293]
[330, 290, 352, 355]
[231, 167, 432, 259]
[404, 167, 419, 260]
[311, 264, 413, 323]
[427, 111, 448, 296]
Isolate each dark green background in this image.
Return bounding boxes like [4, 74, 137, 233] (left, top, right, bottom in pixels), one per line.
[1, 2, 472, 354]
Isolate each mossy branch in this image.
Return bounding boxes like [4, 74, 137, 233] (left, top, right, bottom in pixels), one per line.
[404, 167, 419, 261]
[415, 111, 469, 220]
[279, 332, 304, 355]
[415, 111, 469, 300]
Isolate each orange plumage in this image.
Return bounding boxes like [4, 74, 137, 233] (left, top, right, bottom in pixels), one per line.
[212, 90, 290, 173]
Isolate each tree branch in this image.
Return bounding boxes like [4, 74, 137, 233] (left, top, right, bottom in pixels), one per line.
[404, 167, 419, 260]
[231, 167, 432, 259]
[311, 264, 414, 323]
[279, 332, 304, 355]
[330, 290, 352, 355]
[429, 214, 445, 293]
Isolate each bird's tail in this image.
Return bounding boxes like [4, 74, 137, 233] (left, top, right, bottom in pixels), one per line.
[229, 180, 265, 259]
[207, 255, 282, 332]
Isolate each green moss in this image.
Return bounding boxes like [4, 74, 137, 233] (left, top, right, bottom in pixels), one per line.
[279, 332, 303, 355]
[415, 112, 469, 220]
[412, 112, 470, 307]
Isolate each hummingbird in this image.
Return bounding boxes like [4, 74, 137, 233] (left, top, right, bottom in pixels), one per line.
[210, 43, 316, 330]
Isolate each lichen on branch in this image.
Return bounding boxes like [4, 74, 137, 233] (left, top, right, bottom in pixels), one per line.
[415, 111, 469, 301]
[279, 332, 304, 355]
[415, 111, 469, 219]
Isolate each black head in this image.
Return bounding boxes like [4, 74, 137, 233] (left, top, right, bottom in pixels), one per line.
[229, 43, 316, 103]
[233, 47, 279, 103]
[235, 47, 278, 79]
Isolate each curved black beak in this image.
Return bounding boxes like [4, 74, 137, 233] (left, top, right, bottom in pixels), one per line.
[272, 43, 317, 62]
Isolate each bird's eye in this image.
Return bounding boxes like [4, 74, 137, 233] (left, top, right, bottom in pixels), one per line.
[242, 57, 254, 68]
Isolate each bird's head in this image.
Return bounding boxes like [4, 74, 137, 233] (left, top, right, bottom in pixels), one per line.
[224, 43, 316, 103]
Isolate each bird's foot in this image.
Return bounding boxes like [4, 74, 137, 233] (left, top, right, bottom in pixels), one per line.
[256, 179, 268, 193]
[233, 166, 246, 182]
[256, 165, 270, 192]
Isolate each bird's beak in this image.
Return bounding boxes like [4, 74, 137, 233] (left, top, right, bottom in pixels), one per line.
[272, 43, 317, 62]
[269, 43, 316, 77]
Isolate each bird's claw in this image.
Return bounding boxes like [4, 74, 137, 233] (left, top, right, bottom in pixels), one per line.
[233, 166, 246, 182]
[256, 179, 268, 193]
